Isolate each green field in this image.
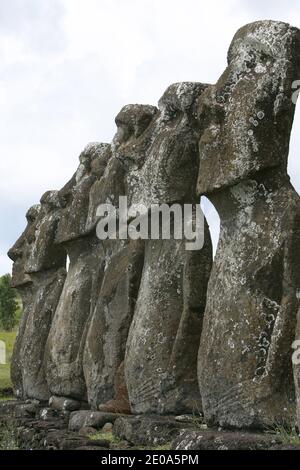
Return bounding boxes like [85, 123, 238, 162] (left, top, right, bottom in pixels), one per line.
[0, 331, 16, 391]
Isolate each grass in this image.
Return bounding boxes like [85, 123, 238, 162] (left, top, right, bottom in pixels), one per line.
[150, 444, 171, 450]
[89, 431, 120, 444]
[89, 431, 130, 450]
[266, 423, 300, 445]
[0, 330, 16, 392]
[0, 426, 19, 450]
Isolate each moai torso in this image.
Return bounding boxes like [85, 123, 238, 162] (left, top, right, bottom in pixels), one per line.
[197, 21, 300, 429]
[116, 84, 213, 415]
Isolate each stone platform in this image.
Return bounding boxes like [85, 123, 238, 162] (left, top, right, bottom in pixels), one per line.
[1, 399, 299, 450]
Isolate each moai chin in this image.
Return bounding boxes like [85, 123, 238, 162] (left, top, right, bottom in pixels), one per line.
[116, 84, 213, 415]
[197, 20, 300, 429]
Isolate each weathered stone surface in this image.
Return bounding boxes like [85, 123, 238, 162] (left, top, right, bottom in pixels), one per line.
[3, 400, 297, 451]
[8, 205, 40, 288]
[49, 395, 88, 412]
[45, 143, 109, 400]
[19, 191, 66, 401]
[9, 285, 33, 398]
[0, 400, 28, 418]
[97, 362, 131, 414]
[172, 429, 282, 450]
[83, 151, 144, 411]
[8, 194, 67, 401]
[113, 415, 194, 446]
[85, 149, 122, 233]
[40, 429, 92, 450]
[197, 21, 300, 429]
[83, 439, 110, 448]
[45, 236, 101, 400]
[39, 407, 63, 420]
[117, 86, 212, 414]
[295, 313, 300, 432]
[20, 269, 66, 401]
[59, 436, 91, 450]
[83, 238, 144, 410]
[8, 206, 39, 398]
[114, 89, 202, 207]
[55, 142, 111, 243]
[101, 422, 113, 433]
[25, 191, 66, 273]
[78, 426, 98, 436]
[69, 411, 122, 431]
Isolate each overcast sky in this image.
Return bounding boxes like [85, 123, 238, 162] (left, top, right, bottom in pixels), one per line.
[1, 0, 300, 275]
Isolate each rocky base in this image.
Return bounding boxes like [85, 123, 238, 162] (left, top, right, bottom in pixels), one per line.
[1, 399, 300, 451]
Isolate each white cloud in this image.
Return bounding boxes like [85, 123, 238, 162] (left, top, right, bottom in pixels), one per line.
[0, 251, 14, 276]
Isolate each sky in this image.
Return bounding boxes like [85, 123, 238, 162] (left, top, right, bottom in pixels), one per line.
[1, 0, 300, 275]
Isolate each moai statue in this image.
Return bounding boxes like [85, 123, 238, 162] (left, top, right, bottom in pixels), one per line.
[83, 113, 151, 412]
[8, 206, 39, 398]
[116, 84, 213, 415]
[197, 21, 300, 429]
[45, 143, 110, 401]
[8, 196, 66, 400]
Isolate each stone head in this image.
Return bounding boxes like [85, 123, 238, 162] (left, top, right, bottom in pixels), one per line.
[85, 143, 127, 232]
[113, 104, 158, 170]
[197, 20, 300, 196]
[8, 205, 41, 287]
[24, 191, 66, 273]
[114, 83, 208, 207]
[55, 143, 111, 243]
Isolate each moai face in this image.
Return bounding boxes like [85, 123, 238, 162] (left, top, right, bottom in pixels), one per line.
[197, 21, 300, 196]
[152, 82, 207, 204]
[55, 143, 111, 243]
[85, 143, 126, 233]
[8, 205, 41, 288]
[24, 191, 66, 273]
[114, 83, 208, 207]
[113, 104, 158, 168]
